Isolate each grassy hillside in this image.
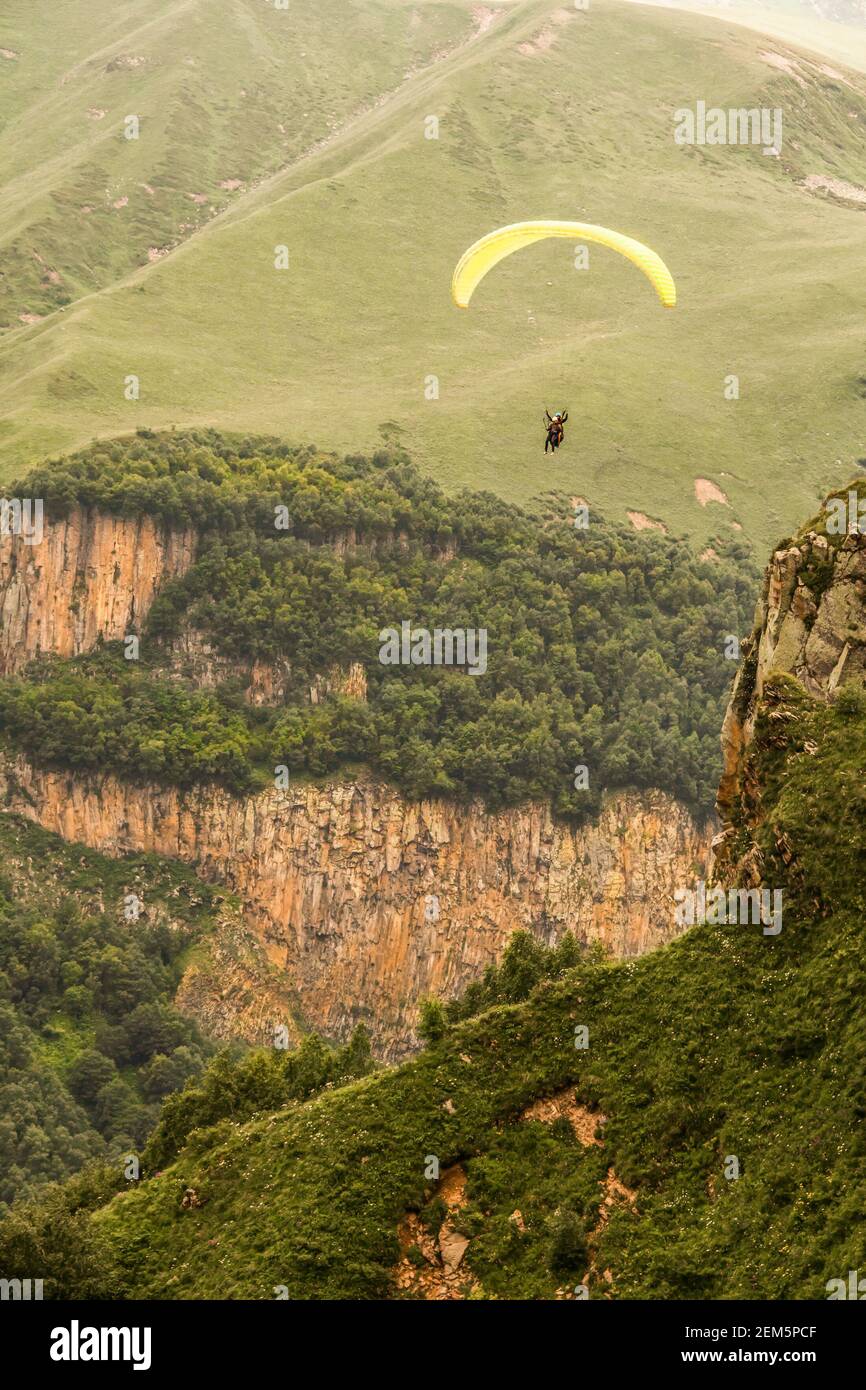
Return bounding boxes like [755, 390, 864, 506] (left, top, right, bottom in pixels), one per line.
[3, 666, 864, 1298]
[0, 0, 473, 328]
[2, 0, 866, 548]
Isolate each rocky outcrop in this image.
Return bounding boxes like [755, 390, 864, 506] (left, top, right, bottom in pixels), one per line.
[167, 628, 296, 705]
[0, 506, 196, 674]
[172, 902, 305, 1049]
[0, 754, 711, 1059]
[0, 507, 368, 706]
[718, 494, 866, 824]
[309, 661, 367, 704]
[168, 629, 367, 707]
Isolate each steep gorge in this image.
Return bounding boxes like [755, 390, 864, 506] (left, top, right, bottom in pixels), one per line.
[0, 506, 714, 1057]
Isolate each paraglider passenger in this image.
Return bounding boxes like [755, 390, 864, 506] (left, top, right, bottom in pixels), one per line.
[545, 409, 568, 453]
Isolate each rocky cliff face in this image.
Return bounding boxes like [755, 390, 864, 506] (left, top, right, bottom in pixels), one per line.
[718, 506, 866, 824]
[168, 627, 367, 708]
[0, 503, 714, 1057]
[0, 506, 196, 674]
[0, 754, 711, 1059]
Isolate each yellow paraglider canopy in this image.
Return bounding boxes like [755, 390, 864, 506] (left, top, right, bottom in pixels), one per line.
[451, 220, 676, 310]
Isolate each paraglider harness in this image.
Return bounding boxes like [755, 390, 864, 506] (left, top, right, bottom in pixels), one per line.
[544, 409, 568, 453]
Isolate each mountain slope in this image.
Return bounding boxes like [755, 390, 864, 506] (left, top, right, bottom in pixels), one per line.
[6, 704, 865, 1298]
[0, 0, 476, 328]
[2, 0, 866, 549]
[3, 487, 866, 1298]
[0, 812, 229, 1210]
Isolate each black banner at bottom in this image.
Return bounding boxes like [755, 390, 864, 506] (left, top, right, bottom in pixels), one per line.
[5, 1296, 861, 1376]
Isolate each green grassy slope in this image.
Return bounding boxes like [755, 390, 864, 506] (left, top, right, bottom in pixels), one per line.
[5, 0, 866, 547]
[0, 0, 474, 328]
[4, 663, 865, 1298]
[2, 0, 866, 549]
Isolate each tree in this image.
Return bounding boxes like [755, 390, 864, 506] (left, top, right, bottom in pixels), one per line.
[417, 997, 448, 1046]
[0, 1192, 119, 1299]
[547, 1209, 588, 1275]
[140, 1047, 202, 1101]
[67, 1051, 116, 1109]
[93, 1078, 140, 1139]
[497, 930, 548, 1003]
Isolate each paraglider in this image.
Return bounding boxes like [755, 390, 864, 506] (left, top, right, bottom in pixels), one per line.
[451, 220, 676, 310]
[544, 409, 568, 454]
[451, 220, 675, 453]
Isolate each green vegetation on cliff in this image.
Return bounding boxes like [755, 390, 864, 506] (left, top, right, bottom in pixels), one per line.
[3, 429, 755, 817]
[2, 671, 864, 1298]
[0, 816, 219, 1210]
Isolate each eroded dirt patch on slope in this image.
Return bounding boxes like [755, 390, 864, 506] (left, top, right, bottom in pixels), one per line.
[759, 50, 807, 86]
[394, 1163, 482, 1300]
[393, 1089, 631, 1300]
[518, 7, 573, 56]
[803, 173, 866, 206]
[521, 1088, 636, 1298]
[695, 478, 729, 507]
[520, 1086, 604, 1145]
[627, 511, 667, 533]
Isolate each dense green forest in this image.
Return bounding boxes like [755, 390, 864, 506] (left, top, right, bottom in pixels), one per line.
[0, 817, 218, 1210]
[2, 671, 864, 1298]
[3, 430, 757, 816]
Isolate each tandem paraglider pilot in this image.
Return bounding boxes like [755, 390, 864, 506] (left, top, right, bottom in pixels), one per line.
[544, 408, 568, 454]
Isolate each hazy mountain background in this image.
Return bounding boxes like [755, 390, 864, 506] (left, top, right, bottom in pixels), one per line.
[629, 0, 866, 73]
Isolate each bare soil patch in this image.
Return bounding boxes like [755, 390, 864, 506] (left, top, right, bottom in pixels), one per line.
[695, 478, 728, 507]
[518, 8, 572, 56]
[627, 511, 666, 533]
[520, 1087, 604, 1146]
[804, 173, 866, 206]
[393, 1163, 482, 1300]
[759, 50, 806, 86]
